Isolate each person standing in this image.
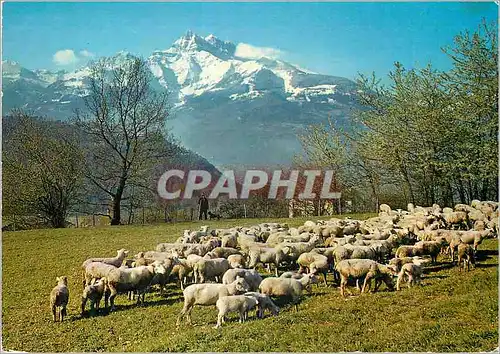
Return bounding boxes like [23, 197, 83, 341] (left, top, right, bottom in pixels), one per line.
[198, 193, 209, 220]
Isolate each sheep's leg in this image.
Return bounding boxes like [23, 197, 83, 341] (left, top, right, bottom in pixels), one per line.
[322, 271, 328, 287]
[275, 263, 279, 277]
[239, 311, 245, 323]
[108, 285, 118, 312]
[61, 306, 66, 322]
[361, 274, 373, 294]
[396, 275, 402, 291]
[81, 297, 87, 315]
[52, 305, 57, 322]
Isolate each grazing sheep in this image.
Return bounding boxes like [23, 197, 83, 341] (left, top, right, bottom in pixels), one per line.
[442, 211, 469, 229]
[336, 259, 395, 297]
[297, 252, 329, 286]
[176, 277, 250, 326]
[82, 249, 129, 269]
[395, 245, 423, 258]
[457, 243, 475, 272]
[193, 258, 230, 283]
[105, 261, 167, 311]
[244, 292, 280, 318]
[210, 247, 240, 259]
[81, 277, 107, 316]
[247, 247, 286, 276]
[215, 295, 259, 328]
[396, 263, 424, 290]
[258, 273, 317, 312]
[278, 236, 322, 264]
[222, 268, 263, 291]
[50, 276, 69, 322]
[414, 238, 447, 263]
[449, 229, 493, 262]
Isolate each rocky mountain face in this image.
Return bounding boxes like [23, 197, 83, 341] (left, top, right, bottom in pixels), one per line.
[2, 31, 360, 167]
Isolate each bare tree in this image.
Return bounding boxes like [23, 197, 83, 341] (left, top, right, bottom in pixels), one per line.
[3, 110, 84, 228]
[75, 56, 169, 225]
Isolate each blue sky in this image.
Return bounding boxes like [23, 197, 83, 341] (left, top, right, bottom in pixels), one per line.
[3, 2, 498, 81]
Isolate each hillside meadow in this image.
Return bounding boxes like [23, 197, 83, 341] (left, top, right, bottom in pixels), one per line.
[2, 214, 498, 352]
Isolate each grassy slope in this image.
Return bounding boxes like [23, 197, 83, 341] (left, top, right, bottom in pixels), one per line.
[2, 214, 498, 352]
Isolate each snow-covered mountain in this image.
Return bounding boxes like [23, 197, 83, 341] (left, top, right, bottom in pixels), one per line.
[2, 31, 359, 166]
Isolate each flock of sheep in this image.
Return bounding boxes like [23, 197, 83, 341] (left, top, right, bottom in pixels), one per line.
[50, 199, 498, 328]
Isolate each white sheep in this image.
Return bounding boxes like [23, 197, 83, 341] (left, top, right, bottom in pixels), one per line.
[457, 243, 475, 272]
[214, 295, 259, 328]
[258, 273, 317, 312]
[222, 268, 263, 291]
[50, 276, 69, 322]
[82, 248, 129, 269]
[297, 252, 329, 286]
[105, 261, 167, 311]
[244, 292, 280, 318]
[83, 262, 117, 288]
[176, 277, 250, 326]
[336, 259, 395, 297]
[193, 258, 230, 283]
[81, 277, 107, 316]
[227, 254, 246, 269]
[247, 246, 286, 276]
[396, 263, 424, 290]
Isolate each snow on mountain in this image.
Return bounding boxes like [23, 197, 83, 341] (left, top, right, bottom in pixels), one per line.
[2, 31, 359, 165]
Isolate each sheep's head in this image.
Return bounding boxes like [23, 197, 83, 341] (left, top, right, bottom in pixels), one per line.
[233, 276, 251, 294]
[117, 249, 129, 258]
[152, 261, 167, 275]
[56, 276, 68, 286]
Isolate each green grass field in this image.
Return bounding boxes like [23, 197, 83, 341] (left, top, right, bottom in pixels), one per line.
[2, 215, 498, 352]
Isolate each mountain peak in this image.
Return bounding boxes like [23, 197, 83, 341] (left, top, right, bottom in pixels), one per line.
[171, 31, 236, 60]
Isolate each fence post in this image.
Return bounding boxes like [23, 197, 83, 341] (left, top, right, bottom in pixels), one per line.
[75, 213, 79, 228]
[92, 214, 96, 226]
[142, 207, 145, 225]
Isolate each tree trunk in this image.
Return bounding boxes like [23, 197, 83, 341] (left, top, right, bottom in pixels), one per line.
[111, 178, 126, 225]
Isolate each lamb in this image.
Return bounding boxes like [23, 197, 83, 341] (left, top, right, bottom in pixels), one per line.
[222, 268, 263, 291]
[396, 263, 424, 290]
[171, 260, 192, 290]
[105, 261, 167, 311]
[214, 295, 259, 328]
[457, 243, 475, 272]
[81, 277, 107, 316]
[176, 277, 250, 326]
[193, 258, 230, 283]
[50, 276, 70, 322]
[297, 252, 329, 286]
[258, 273, 317, 312]
[336, 259, 395, 297]
[82, 249, 129, 269]
[388, 256, 429, 272]
[244, 292, 280, 318]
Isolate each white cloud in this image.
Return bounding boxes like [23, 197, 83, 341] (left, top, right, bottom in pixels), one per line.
[53, 49, 95, 66]
[53, 49, 79, 66]
[235, 43, 282, 60]
[79, 49, 95, 58]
